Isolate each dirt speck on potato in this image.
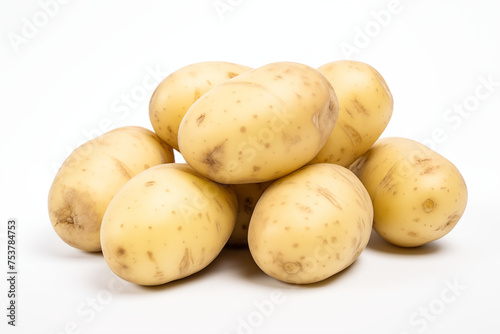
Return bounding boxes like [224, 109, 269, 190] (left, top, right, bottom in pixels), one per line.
[116, 247, 126, 257]
[283, 262, 301, 274]
[203, 142, 225, 172]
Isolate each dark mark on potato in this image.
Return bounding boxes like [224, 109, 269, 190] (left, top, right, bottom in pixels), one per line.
[196, 113, 206, 126]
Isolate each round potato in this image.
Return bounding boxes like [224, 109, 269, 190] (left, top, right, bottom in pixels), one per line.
[248, 163, 373, 284]
[178, 61, 339, 184]
[226, 182, 272, 247]
[149, 61, 252, 151]
[350, 137, 468, 247]
[309, 60, 393, 167]
[100, 163, 238, 286]
[48, 126, 174, 252]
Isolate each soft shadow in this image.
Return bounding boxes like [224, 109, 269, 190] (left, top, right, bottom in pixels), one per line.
[366, 230, 443, 255]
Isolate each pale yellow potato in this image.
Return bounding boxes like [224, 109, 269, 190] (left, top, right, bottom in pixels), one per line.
[178, 61, 339, 184]
[226, 181, 272, 247]
[350, 137, 468, 247]
[149, 61, 252, 151]
[248, 163, 373, 284]
[310, 60, 393, 167]
[100, 163, 238, 286]
[48, 126, 174, 252]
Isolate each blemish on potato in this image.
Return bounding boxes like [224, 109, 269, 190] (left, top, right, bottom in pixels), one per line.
[240, 126, 246, 133]
[179, 248, 192, 275]
[227, 72, 238, 78]
[196, 113, 206, 126]
[408, 231, 417, 237]
[317, 186, 342, 210]
[283, 262, 301, 275]
[144, 181, 156, 187]
[422, 198, 435, 213]
[147, 251, 155, 262]
[116, 247, 126, 257]
[203, 142, 225, 172]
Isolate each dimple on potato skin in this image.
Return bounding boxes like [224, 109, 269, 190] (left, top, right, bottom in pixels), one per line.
[248, 163, 373, 284]
[100, 163, 238, 286]
[178, 61, 339, 184]
[350, 137, 468, 247]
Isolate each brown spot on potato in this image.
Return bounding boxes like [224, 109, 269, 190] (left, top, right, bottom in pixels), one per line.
[227, 72, 238, 78]
[116, 247, 126, 257]
[422, 199, 435, 213]
[194, 88, 202, 101]
[317, 186, 342, 210]
[179, 248, 192, 275]
[337, 122, 363, 145]
[144, 181, 156, 187]
[111, 157, 134, 180]
[408, 231, 417, 237]
[203, 142, 226, 172]
[196, 113, 206, 126]
[147, 251, 155, 262]
[177, 226, 182, 231]
[283, 262, 301, 274]
[292, 243, 299, 248]
[253, 165, 260, 172]
[351, 98, 369, 116]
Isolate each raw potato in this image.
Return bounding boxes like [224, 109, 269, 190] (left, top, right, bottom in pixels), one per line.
[48, 126, 174, 252]
[100, 163, 238, 286]
[178, 61, 339, 184]
[248, 163, 373, 284]
[309, 60, 393, 167]
[226, 182, 272, 247]
[149, 61, 252, 151]
[350, 137, 468, 247]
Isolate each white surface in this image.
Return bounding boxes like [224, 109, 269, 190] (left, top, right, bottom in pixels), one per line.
[1, 0, 499, 333]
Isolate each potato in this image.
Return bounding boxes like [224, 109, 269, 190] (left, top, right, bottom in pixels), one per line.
[309, 60, 393, 167]
[350, 137, 468, 247]
[248, 163, 373, 284]
[100, 163, 238, 286]
[226, 182, 272, 247]
[178, 61, 339, 184]
[48, 126, 174, 252]
[149, 61, 252, 151]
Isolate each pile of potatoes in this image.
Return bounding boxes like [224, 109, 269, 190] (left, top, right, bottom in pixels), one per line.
[48, 60, 468, 286]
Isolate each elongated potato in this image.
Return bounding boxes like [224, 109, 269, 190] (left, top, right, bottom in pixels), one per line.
[350, 137, 467, 247]
[100, 164, 238, 286]
[248, 163, 373, 284]
[149, 61, 252, 151]
[48, 126, 174, 252]
[310, 60, 393, 167]
[226, 182, 272, 247]
[178, 61, 339, 184]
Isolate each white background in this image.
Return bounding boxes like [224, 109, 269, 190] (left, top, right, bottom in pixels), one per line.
[1, 0, 499, 333]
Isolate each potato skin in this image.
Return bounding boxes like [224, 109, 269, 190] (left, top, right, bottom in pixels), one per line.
[178, 61, 338, 184]
[310, 60, 393, 167]
[48, 126, 174, 252]
[100, 164, 238, 286]
[248, 163, 373, 284]
[149, 61, 252, 151]
[350, 137, 468, 247]
[226, 182, 272, 247]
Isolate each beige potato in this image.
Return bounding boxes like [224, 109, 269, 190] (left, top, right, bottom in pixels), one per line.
[149, 61, 252, 151]
[248, 163, 373, 284]
[309, 60, 393, 167]
[178, 61, 338, 184]
[48, 126, 174, 252]
[226, 182, 272, 247]
[350, 137, 468, 247]
[100, 163, 238, 286]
